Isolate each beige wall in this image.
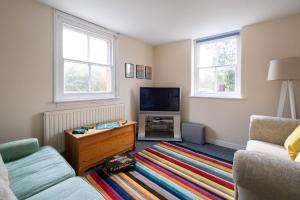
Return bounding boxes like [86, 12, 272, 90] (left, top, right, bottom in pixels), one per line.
[118, 35, 154, 120]
[0, 0, 154, 143]
[1, 0, 300, 149]
[154, 14, 300, 149]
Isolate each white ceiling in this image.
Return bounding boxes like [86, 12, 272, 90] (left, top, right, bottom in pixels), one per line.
[39, 0, 300, 45]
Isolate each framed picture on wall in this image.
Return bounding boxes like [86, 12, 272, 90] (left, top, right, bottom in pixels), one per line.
[145, 66, 152, 80]
[136, 65, 145, 79]
[125, 63, 134, 78]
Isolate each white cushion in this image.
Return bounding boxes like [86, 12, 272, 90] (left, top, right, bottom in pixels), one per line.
[0, 154, 9, 185]
[246, 140, 289, 160]
[0, 179, 17, 200]
[0, 154, 17, 200]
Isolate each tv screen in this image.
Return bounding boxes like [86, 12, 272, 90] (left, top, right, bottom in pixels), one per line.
[140, 87, 180, 111]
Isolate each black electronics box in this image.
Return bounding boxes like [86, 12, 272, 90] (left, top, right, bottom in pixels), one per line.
[104, 153, 136, 173]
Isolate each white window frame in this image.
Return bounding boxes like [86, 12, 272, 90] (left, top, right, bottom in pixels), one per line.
[192, 32, 241, 99]
[54, 10, 118, 102]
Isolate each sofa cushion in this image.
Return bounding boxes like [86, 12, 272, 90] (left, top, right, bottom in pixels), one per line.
[6, 146, 75, 200]
[0, 138, 39, 163]
[246, 140, 289, 160]
[26, 177, 105, 200]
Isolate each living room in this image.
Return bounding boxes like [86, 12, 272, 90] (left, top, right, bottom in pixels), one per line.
[1, 0, 300, 199]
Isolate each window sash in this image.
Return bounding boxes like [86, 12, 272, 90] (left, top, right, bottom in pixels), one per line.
[63, 24, 113, 66]
[195, 64, 236, 69]
[54, 10, 118, 102]
[63, 59, 112, 94]
[195, 35, 238, 68]
[63, 58, 113, 69]
[193, 32, 241, 97]
[195, 66, 237, 94]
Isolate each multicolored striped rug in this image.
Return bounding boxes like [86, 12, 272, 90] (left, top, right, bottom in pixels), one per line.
[86, 142, 234, 200]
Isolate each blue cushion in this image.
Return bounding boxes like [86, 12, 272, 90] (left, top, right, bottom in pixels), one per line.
[6, 146, 75, 199]
[26, 177, 105, 200]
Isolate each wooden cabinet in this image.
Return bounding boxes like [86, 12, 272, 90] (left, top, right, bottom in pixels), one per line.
[65, 120, 136, 175]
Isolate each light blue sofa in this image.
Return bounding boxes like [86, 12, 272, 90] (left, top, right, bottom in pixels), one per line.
[0, 138, 104, 200]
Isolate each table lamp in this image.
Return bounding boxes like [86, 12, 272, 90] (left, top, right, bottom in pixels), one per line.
[268, 57, 300, 119]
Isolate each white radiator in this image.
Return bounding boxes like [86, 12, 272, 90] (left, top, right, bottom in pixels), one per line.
[43, 104, 125, 152]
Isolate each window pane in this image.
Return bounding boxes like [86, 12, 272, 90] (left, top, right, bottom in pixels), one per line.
[91, 65, 112, 92]
[216, 67, 236, 92]
[89, 37, 110, 64]
[64, 61, 89, 92]
[199, 37, 237, 67]
[63, 27, 88, 61]
[198, 68, 216, 92]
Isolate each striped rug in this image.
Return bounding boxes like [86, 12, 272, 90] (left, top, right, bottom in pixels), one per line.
[86, 142, 234, 200]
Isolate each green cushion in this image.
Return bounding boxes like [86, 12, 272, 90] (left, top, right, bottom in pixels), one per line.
[0, 138, 39, 163]
[6, 146, 75, 200]
[26, 177, 105, 200]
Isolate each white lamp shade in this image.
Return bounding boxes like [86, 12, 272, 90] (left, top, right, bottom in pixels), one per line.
[268, 57, 300, 80]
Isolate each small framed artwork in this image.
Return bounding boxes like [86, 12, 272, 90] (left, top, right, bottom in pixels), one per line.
[145, 66, 152, 80]
[125, 63, 134, 78]
[136, 65, 145, 79]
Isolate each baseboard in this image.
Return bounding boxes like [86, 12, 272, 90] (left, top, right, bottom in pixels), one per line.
[138, 136, 182, 142]
[206, 138, 246, 150]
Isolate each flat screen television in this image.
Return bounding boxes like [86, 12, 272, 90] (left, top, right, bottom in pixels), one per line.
[140, 87, 180, 112]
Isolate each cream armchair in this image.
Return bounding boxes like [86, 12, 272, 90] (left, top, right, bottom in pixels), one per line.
[233, 115, 300, 200]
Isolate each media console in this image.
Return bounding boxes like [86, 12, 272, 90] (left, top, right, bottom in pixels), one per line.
[138, 112, 182, 141]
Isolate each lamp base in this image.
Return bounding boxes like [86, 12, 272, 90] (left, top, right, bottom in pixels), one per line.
[277, 80, 297, 119]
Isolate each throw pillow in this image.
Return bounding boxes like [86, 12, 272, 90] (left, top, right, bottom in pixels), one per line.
[284, 125, 300, 160]
[0, 179, 17, 200]
[0, 154, 9, 185]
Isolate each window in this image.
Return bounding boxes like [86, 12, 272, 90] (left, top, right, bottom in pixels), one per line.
[54, 11, 118, 102]
[192, 32, 241, 98]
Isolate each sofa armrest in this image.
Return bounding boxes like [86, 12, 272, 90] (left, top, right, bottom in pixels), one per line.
[233, 150, 300, 199]
[0, 138, 39, 163]
[249, 115, 300, 145]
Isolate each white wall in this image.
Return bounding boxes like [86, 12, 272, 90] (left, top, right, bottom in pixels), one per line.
[154, 14, 300, 149]
[0, 0, 154, 143]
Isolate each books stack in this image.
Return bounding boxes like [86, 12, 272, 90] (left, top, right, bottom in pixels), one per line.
[104, 153, 135, 173]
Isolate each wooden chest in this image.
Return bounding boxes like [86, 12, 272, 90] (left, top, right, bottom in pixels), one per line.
[65, 120, 136, 175]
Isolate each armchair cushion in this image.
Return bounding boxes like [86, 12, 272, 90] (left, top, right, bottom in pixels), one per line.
[233, 150, 300, 200]
[249, 115, 300, 145]
[284, 125, 300, 160]
[246, 140, 289, 160]
[0, 138, 39, 163]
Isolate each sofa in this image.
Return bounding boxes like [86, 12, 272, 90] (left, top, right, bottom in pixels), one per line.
[233, 115, 300, 200]
[0, 138, 105, 200]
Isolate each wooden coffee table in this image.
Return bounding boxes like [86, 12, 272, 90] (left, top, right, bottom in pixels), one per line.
[65, 120, 136, 175]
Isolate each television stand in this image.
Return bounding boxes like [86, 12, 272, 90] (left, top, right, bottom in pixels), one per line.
[138, 112, 182, 141]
